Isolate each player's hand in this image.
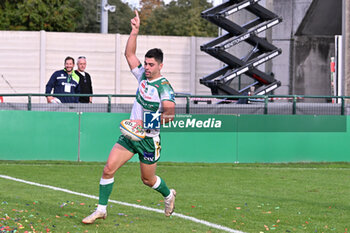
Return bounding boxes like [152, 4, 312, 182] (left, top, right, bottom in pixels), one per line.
[130, 119, 144, 132]
[130, 10, 140, 31]
[47, 96, 54, 103]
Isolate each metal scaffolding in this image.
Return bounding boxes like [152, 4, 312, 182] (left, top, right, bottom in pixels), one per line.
[200, 0, 283, 97]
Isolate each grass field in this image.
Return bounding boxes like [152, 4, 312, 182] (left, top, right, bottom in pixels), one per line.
[1, 161, 350, 233]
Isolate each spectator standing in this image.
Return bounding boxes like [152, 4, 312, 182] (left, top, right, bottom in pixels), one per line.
[76, 56, 93, 103]
[45, 56, 80, 103]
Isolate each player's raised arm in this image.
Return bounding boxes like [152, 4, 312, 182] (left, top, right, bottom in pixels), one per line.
[125, 10, 141, 70]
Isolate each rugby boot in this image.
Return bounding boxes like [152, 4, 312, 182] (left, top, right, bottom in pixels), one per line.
[82, 210, 107, 224]
[164, 189, 176, 217]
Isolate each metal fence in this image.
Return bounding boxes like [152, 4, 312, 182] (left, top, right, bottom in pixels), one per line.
[0, 93, 350, 115]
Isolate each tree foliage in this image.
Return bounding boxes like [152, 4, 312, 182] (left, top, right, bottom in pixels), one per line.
[0, 0, 82, 31]
[139, 0, 162, 23]
[139, 0, 218, 37]
[74, 0, 100, 32]
[0, 0, 217, 37]
[0, 0, 134, 33]
[108, 0, 135, 34]
[75, 0, 135, 34]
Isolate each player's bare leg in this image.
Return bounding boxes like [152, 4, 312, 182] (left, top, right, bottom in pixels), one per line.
[140, 162, 176, 216]
[82, 143, 134, 224]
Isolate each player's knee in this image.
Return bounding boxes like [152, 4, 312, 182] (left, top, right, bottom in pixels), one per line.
[103, 165, 115, 177]
[141, 176, 153, 187]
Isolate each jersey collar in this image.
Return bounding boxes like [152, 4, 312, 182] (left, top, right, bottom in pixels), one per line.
[147, 76, 163, 83]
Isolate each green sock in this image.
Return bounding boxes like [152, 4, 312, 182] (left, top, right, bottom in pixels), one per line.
[152, 176, 170, 197]
[99, 178, 114, 205]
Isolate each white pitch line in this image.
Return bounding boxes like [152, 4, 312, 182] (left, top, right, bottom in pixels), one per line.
[0, 174, 244, 233]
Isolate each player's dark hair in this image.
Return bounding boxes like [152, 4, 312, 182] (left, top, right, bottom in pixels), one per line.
[64, 56, 75, 64]
[145, 48, 163, 64]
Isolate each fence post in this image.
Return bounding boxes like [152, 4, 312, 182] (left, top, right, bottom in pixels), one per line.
[186, 96, 190, 114]
[292, 96, 297, 115]
[108, 95, 111, 113]
[264, 96, 268, 114]
[341, 97, 345, 115]
[28, 95, 32, 111]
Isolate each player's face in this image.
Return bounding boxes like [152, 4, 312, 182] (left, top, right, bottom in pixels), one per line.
[65, 59, 74, 73]
[144, 57, 163, 80]
[77, 59, 86, 72]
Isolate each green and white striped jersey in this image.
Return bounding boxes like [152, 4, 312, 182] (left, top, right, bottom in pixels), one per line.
[130, 65, 175, 137]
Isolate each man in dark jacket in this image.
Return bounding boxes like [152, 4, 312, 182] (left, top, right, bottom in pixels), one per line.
[45, 56, 80, 103]
[76, 56, 93, 103]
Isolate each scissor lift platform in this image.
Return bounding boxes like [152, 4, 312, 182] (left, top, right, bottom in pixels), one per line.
[200, 0, 282, 97]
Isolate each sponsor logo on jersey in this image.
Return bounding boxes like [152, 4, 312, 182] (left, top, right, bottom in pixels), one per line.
[143, 151, 155, 162]
[148, 88, 155, 97]
[141, 81, 146, 89]
[139, 87, 145, 96]
[136, 95, 159, 111]
[139, 84, 157, 100]
[61, 83, 77, 87]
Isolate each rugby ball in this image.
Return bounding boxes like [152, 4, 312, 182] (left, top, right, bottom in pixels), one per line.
[120, 120, 146, 141]
[50, 97, 62, 104]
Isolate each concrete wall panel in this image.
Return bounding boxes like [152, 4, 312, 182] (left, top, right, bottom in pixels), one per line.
[293, 37, 334, 98]
[271, 40, 291, 94]
[292, 0, 313, 35]
[0, 31, 40, 93]
[272, 0, 293, 40]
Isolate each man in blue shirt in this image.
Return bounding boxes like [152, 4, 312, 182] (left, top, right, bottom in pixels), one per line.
[45, 56, 80, 103]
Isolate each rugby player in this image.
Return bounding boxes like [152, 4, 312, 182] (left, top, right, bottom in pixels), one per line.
[82, 10, 176, 224]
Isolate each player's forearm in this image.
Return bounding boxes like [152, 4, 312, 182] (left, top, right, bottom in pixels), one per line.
[161, 110, 175, 124]
[125, 29, 139, 58]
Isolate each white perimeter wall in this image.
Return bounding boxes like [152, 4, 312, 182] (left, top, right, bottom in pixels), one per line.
[0, 30, 219, 103]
